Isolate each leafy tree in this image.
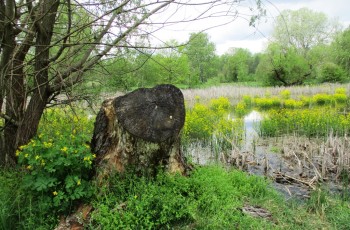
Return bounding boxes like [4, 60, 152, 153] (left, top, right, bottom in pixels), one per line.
[332, 27, 350, 78]
[184, 33, 216, 85]
[318, 62, 347, 83]
[272, 8, 341, 56]
[256, 43, 310, 86]
[221, 48, 254, 82]
[0, 0, 264, 166]
[259, 8, 341, 86]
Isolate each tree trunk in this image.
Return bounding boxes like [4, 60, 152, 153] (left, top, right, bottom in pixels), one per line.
[91, 84, 190, 177]
[0, 0, 59, 166]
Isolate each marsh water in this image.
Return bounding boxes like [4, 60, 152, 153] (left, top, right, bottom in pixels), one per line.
[185, 110, 348, 201]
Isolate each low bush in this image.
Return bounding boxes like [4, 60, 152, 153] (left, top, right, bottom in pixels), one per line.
[254, 97, 282, 110]
[16, 108, 95, 214]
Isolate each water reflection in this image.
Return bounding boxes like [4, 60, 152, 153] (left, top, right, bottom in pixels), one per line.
[242, 110, 262, 151]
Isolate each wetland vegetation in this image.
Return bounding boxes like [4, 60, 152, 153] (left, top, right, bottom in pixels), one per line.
[1, 1, 350, 229]
[1, 84, 350, 229]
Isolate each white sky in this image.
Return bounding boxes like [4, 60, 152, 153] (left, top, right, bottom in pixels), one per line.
[149, 0, 350, 55]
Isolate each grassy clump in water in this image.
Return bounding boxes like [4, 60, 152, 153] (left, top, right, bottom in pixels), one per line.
[258, 108, 350, 137]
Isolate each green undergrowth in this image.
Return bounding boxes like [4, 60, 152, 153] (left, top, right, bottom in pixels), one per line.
[88, 166, 350, 229]
[1, 164, 350, 229]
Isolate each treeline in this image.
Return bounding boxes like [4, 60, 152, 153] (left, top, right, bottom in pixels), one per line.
[85, 8, 350, 92]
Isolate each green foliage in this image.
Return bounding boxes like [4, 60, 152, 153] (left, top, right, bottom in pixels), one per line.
[0, 169, 59, 229]
[307, 186, 330, 215]
[235, 101, 249, 117]
[220, 48, 256, 83]
[258, 108, 350, 137]
[254, 97, 282, 110]
[256, 44, 311, 86]
[332, 27, 350, 77]
[183, 97, 243, 149]
[312, 93, 334, 106]
[184, 32, 217, 84]
[90, 166, 278, 229]
[318, 62, 347, 83]
[16, 108, 95, 214]
[279, 89, 291, 99]
[283, 99, 304, 109]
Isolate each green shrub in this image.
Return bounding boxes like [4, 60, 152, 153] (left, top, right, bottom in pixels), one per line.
[335, 87, 347, 95]
[17, 108, 95, 214]
[280, 89, 291, 100]
[254, 97, 281, 110]
[318, 62, 347, 83]
[312, 93, 334, 106]
[235, 101, 248, 117]
[333, 93, 348, 104]
[209, 96, 232, 114]
[242, 95, 253, 107]
[283, 99, 304, 109]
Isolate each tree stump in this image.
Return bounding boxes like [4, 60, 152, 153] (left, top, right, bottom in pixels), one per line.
[91, 84, 190, 177]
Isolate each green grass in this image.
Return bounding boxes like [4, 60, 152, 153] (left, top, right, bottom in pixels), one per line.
[2, 165, 348, 229]
[88, 166, 350, 229]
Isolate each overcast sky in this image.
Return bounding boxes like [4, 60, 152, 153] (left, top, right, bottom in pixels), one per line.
[150, 0, 350, 55]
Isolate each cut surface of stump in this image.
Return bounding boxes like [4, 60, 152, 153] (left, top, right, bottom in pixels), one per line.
[91, 84, 189, 176]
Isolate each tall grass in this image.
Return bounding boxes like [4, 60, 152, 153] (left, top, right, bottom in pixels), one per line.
[182, 83, 350, 107]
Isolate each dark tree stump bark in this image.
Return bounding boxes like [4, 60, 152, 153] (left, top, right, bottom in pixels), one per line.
[91, 84, 190, 176]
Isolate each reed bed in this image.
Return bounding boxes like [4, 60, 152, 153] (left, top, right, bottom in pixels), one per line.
[182, 83, 350, 107]
[226, 133, 350, 191]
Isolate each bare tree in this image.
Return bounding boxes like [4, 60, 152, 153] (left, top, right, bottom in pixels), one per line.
[0, 0, 263, 166]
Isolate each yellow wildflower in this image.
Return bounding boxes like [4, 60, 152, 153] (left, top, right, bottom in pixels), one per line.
[53, 191, 58, 196]
[43, 142, 53, 148]
[35, 155, 40, 160]
[61, 146, 68, 153]
[25, 153, 29, 158]
[77, 179, 81, 186]
[15, 150, 21, 156]
[26, 165, 32, 170]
